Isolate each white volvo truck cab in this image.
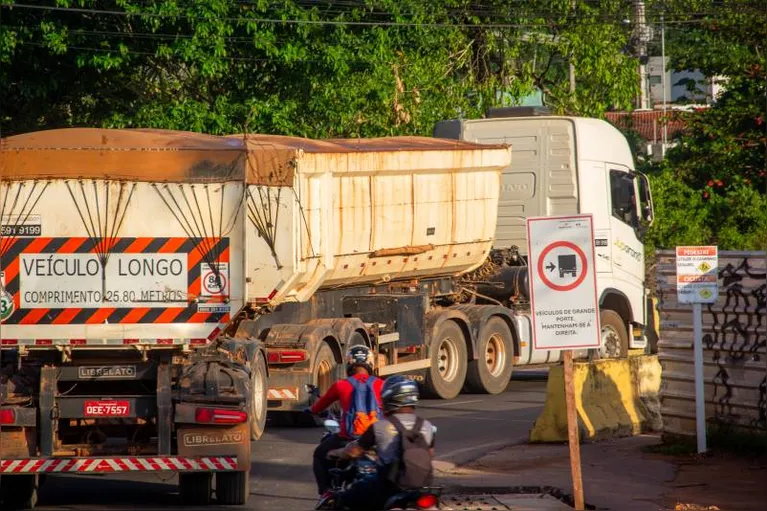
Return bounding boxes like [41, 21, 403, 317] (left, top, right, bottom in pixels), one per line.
[434, 106, 655, 358]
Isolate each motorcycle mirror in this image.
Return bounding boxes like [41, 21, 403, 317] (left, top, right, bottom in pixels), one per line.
[323, 419, 341, 433]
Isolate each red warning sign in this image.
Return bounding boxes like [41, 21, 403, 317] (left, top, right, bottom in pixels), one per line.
[536, 241, 588, 292]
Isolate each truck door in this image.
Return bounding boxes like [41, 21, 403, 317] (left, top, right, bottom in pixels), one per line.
[608, 165, 645, 288]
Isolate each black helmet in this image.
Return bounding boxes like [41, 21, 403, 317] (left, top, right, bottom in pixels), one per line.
[381, 375, 420, 412]
[345, 345, 375, 376]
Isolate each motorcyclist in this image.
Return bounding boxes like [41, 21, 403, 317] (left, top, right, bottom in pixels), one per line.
[308, 345, 383, 497]
[326, 375, 436, 511]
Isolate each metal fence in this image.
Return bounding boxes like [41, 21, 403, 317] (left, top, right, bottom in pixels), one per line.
[655, 250, 767, 435]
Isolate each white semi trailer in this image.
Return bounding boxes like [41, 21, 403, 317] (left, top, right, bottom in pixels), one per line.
[0, 127, 510, 507]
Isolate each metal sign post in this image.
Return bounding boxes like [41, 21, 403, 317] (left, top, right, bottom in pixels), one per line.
[675, 246, 718, 454]
[527, 215, 601, 511]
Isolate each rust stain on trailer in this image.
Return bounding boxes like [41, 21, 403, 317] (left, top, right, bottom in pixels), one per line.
[0, 428, 37, 458]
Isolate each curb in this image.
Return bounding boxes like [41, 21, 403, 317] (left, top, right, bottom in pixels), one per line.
[434, 436, 530, 473]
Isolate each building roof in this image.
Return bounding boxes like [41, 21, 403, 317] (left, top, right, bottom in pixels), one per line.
[604, 110, 690, 143]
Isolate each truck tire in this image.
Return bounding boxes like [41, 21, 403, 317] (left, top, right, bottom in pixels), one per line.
[179, 472, 212, 505]
[465, 317, 514, 395]
[249, 350, 268, 441]
[216, 470, 249, 505]
[1, 475, 38, 509]
[597, 309, 629, 359]
[424, 320, 468, 400]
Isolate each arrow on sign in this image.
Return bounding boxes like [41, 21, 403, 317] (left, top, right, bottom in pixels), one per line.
[546, 262, 556, 272]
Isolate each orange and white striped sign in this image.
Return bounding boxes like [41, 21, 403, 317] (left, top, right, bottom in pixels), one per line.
[0, 456, 238, 474]
[268, 387, 299, 400]
[0, 237, 229, 326]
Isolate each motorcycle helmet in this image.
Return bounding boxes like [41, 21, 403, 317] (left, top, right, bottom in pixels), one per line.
[380, 375, 420, 412]
[345, 345, 375, 376]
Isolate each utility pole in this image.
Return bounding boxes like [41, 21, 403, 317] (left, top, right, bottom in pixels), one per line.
[633, 0, 650, 110]
[661, 12, 668, 150]
[569, 0, 576, 93]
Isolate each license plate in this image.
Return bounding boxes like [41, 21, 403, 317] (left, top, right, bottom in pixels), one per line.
[84, 400, 131, 417]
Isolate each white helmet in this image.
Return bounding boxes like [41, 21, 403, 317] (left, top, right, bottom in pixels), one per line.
[345, 345, 374, 376]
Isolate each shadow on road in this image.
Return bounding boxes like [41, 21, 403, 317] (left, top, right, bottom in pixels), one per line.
[37, 474, 190, 510]
[35, 458, 318, 510]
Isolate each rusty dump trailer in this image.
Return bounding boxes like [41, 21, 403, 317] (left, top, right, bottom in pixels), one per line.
[0, 127, 511, 507]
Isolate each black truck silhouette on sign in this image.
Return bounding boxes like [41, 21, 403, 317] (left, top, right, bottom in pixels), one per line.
[558, 254, 577, 278]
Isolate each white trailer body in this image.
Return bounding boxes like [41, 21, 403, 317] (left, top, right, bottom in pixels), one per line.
[0, 129, 510, 348]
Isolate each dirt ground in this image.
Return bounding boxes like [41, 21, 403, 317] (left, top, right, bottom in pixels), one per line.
[443, 436, 766, 511]
[659, 451, 767, 511]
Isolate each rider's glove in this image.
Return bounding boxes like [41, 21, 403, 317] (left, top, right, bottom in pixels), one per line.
[327, 448, 349, 460]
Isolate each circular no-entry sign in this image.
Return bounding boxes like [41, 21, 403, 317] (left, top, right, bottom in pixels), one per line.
[536, 240, 588, 292]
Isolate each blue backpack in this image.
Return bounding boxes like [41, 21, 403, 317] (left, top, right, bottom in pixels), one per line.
[345, 376, 382, 438]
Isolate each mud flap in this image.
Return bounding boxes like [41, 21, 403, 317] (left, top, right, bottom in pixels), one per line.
[176, 423, 251, 471]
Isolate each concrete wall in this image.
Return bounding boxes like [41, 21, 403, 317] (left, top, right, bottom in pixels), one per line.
[655, 250, 767, 436]
[529, 355, 662, 443]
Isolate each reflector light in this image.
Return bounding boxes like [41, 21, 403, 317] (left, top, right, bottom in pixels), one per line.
[0, 409, 16, 425]
[194, 407, 247, 424]
[267, 350, 308, 364]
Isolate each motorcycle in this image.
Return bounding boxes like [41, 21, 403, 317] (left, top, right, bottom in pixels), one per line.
[305, 384, 442, 510]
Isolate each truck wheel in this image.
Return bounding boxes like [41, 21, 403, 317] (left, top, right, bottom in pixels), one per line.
[597, 309, 629, 359]
[465, 317, 514, 395]
[424, 320, 468, 400]
[179, 472, 212, 505]
[0, 475, 38, 509]
[216, 471, 250, 505]
[249, 350, 268, 441]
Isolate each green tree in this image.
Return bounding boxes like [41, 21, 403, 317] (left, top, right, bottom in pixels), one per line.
[1, 1, 640, 137]
[641, 0, 767, 250]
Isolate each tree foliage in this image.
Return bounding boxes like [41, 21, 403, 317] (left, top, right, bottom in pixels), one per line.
[641, 0, 767, 251]
[0, 0, 639, 137]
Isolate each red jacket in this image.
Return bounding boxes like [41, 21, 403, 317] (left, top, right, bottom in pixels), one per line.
[309, 374, 384, 439]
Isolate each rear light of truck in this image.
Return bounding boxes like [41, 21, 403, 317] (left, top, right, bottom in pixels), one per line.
[194, 407, 248, 424]
[267, 349, 308, 364]
[0, 408, 16, 425]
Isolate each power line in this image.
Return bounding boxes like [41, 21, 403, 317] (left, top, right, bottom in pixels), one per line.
[3, 3, 763, 29]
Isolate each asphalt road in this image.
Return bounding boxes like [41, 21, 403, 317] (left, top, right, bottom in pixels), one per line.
[31, 370, 548, 511]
